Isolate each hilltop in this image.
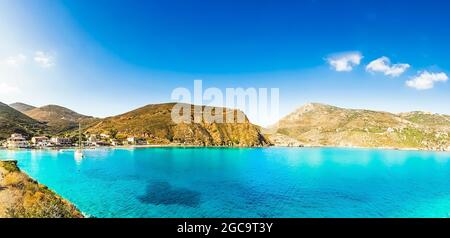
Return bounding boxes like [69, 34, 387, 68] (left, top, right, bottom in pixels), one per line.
[24, 105, 98, 134]
[9, 102, 36, 113]
[85, 103, 269, 146]
[270, 103, 450, 150]
[0, 102, 46, 140]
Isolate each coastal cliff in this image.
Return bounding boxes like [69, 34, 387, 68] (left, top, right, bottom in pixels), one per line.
[0, 160, 83, 218]
[85, 103, 269, 147]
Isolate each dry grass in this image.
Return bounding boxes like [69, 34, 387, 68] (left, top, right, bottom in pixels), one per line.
[0, 161, 83, 218]
[86, 103, 269, 147]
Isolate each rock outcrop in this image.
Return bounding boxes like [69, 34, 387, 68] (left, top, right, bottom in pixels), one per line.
[85, 103, 269, 147]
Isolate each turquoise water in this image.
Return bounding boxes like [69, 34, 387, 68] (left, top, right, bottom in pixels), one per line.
[1, 147, 450, 218]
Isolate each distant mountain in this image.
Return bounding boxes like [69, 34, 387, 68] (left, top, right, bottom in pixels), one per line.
[271, 103, 450, 150]
[0, 102, 46, 140]
[9, 102, 36, 113]
[24, 105, 97, 134]
[85, 103, 269, 146]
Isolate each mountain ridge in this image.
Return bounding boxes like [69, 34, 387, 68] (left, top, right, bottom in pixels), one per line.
[4, 100, 450, 150]
[9, 102, 36, 113]
[24, 104, 97, 134]
[270, 102, 450, 150]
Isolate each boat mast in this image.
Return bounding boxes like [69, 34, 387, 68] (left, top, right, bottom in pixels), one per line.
[79, 122, 82, 149]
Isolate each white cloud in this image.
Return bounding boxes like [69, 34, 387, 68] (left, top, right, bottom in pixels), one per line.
[326, 52, 363, 72]
[34, 51, 55, 68]
[0, 82, 20, 94]
[406, 71, 448, 90]
[3, 54, 27, 67]
[366, 57, 410, 77]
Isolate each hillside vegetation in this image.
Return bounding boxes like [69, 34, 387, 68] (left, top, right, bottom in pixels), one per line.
[0, 102, 46, 140]
[5, 100, 450, 150]
[24, 105, 98, 134]
[0, 161, 83, 218]
[86, 103, 269, 146]
[9, 102, 36, 113]
[271, 103, 450, 150]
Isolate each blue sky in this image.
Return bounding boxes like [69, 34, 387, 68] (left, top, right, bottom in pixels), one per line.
[0, 0, 449, 126]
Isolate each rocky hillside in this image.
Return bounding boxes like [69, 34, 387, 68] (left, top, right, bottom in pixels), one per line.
[0, 160, 83, 218]
[0, 102, 46, 140]
[24, 105, 97, 134]
[9, 102, 36, 113]
[271, 103, 450, 150]
[86, 103, 269, 146]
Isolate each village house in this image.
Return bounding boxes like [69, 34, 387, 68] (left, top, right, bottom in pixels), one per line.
[126, 137, 147, 145]
[51, 137, 72, 146]
[100, 133, 111, 139]
[82, 134, 97, 147]
[31, 136, 50, 147]
[110, 139, 122, 146]
[127, 137, 136, 144]
[6, 133, 30, 149]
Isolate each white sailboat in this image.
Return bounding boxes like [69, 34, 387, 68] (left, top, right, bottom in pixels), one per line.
[75, 122, 85, 159]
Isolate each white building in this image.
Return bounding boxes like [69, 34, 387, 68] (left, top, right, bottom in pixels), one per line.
[127, 137, 136, 144]
[100, 133, 111, 139]
[51, 137, 72, 146]
[7, 134, 30, 149]
[110, 139, 122, 146]
[127, 137, 147, 145]
[31, 136, 50, 147]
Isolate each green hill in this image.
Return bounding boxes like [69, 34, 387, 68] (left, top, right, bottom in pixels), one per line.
[271, 103, 450, 150]
[85, 103, 269, 146]
[0, 102, 46, 140]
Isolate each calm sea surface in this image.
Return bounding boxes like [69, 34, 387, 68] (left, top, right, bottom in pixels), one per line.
[1, 147, 450, 218]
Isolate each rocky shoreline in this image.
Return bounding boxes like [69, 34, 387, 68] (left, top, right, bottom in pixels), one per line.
[0, 160, 83, 218]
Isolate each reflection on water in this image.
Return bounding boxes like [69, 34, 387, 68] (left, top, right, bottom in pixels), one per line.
[74, 152, 84, 165]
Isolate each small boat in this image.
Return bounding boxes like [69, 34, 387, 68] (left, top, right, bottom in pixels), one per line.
[75, 149, 84, 158]
[75, 122, 85, 159]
